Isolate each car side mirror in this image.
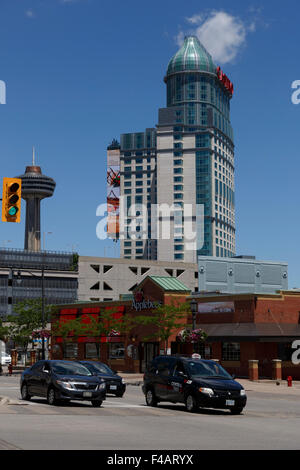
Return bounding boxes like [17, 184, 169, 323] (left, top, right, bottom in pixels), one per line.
[231, 374, 236, 379]
[177, 371, 187, 378]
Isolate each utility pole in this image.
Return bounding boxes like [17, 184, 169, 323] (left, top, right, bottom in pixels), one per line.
[16, 266, 47, 360]
[41, 266, 45, 360]
[7, 268, 13, 317]
[190, 299, 198, 331]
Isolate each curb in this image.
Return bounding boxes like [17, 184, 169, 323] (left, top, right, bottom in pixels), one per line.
[0, 396, 9, 406]
[0, 396, 27, 406]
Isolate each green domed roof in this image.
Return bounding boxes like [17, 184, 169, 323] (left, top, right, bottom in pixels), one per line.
[166, 36, 216, 76]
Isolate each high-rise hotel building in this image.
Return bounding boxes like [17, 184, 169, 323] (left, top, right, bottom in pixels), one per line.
[107, 36, 235, 263]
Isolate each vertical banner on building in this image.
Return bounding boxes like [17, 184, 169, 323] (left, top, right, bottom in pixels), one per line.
[107, 148, 120, 239]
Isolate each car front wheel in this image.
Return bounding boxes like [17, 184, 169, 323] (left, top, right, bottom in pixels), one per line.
[47, 387, 58, 406]
[21, 383, 31, 401]
[145, 388, 158, 407]
[185, 394, 198, 412]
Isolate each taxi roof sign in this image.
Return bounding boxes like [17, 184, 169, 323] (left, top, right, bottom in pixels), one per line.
[191, 353, 201, 359]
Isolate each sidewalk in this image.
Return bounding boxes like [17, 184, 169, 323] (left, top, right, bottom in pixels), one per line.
[120, 373, 144, 385]
[237, 378, 300, 395]
[119, 373, 300, 395]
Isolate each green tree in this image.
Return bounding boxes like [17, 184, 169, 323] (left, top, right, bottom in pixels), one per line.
[7, 298, 54, 360]
[0, 319, 9, 343]
[135, 300, 191, 354]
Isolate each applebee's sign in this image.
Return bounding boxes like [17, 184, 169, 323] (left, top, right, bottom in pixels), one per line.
[132, 290, 162, 312]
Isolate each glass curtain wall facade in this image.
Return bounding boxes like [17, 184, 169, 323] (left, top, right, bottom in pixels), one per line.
[0, 248, 78, 318]
[156, 36, 235, 262]
[119, 129, 157, 259]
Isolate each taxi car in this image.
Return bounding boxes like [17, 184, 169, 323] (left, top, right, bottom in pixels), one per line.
[142, 354, 247, 414]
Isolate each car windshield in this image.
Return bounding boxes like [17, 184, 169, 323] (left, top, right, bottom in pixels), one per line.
[186, 361, 232, 379]
[51, 361, 93, 377]
[85, 362, 113, 375]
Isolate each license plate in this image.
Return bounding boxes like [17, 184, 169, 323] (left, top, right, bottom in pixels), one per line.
[110, 385, 117, 390]
[83, 391, 92, 397]
[226, 400, 235, 406]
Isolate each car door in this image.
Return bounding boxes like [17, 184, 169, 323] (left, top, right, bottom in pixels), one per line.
[168, 361, 187, 403]
[26, 361, 44, 395]
[37, 362, 52, 397]
[154, 358, 175, 400]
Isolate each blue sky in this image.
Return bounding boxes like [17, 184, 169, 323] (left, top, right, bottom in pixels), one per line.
[0, 0, 299, 286]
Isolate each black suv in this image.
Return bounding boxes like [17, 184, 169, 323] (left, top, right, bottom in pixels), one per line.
[20, 360, 106, 407]
[142, 355, 247, 414]
[79, 361, 126, 397]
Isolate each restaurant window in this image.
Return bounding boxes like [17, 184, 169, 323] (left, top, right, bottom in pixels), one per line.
[277, 343, 293, 361]
[194, 343, 212, 359]
[64, 343, 78, 358]
[109, 342, 125, 359]
[85, 343, 100, 359]
[222, 342, 240, 361]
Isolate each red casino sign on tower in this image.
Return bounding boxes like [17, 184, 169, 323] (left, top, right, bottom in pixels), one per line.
[216, 66, 234, 96]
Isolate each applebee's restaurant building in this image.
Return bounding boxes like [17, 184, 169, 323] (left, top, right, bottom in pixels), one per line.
[51, 276, 191, 373]
[52, 274, 300, 378]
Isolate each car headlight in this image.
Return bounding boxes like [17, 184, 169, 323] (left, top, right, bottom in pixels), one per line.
[56, 380, 74, 390]
[122, 378, 126, 384]
[98, 382, 106, 391]
[240, 389, 246, 396]
[199, 387, 214, 397]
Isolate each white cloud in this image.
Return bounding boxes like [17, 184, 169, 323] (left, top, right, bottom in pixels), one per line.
[248, 22, 256, 32]
[26, 9, 35, 18]
[186, 14, 203, 25]
[175, 30, 185, 47]
[177, 10, 256, 64]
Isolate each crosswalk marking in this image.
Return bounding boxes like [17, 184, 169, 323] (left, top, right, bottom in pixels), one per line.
[0, 438, 22, 450]
[0, 399, 178, 416]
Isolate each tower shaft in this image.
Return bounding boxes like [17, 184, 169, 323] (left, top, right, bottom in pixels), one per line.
[24, 197, 41, 251]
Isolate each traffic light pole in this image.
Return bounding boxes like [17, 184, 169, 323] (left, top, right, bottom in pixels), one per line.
[7, 268, 13, 317]
[41, 266, 45, 360]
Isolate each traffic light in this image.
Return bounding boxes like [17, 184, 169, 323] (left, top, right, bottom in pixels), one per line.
[2, 177, 22, 223]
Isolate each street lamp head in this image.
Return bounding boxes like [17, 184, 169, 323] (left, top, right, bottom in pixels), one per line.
[190, 299, 198, 313]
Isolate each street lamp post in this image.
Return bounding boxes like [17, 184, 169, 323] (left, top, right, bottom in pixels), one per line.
[190, 299, 198, 331]
[35, 231, 52, 251]
[17, 266, 46, 360]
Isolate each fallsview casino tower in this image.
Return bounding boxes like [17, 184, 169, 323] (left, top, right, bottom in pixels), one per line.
[107, 36, 235, 263]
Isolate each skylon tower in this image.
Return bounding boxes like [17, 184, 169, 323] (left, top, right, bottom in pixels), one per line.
[18, 149, 56, 251]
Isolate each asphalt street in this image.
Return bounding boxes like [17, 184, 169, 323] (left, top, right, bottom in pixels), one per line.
[0, 375, 300, 450]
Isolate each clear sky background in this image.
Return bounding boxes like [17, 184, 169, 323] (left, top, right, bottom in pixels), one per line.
[0, 0, 299, 286]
